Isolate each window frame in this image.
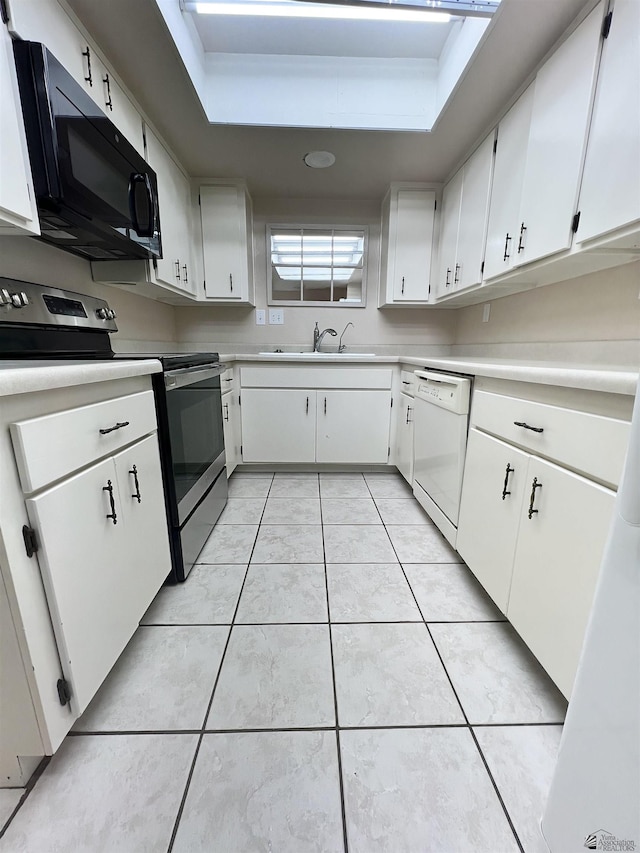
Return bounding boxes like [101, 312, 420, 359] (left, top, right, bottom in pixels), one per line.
[266, 223, 369, 307]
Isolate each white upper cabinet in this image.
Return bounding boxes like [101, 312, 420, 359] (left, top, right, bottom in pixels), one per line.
[436, 133, 494, 299]
[483, 84, 535, 280]
[577, 0, 640, 247]
[515, 2, 604, 266]
[0, 22, 39, 234]
[379, 185, 437, 305]
[7, 0, 144, 153]
[200, 183, 255, 304]
[145, 127, 195, 297]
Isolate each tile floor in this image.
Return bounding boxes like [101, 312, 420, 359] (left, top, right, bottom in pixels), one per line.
[0, 471, 567, 853]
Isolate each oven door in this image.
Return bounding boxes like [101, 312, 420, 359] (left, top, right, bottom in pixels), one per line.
[164, 364, 227, 525]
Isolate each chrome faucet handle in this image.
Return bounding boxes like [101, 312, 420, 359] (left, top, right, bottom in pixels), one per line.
[338, 322, 354, 352]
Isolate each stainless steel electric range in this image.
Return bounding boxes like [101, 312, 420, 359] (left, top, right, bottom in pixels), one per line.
[0, 277, 228, 582]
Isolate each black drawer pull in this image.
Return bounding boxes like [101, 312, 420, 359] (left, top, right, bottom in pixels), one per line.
[103, 479, 117, 524]
[528, 477, 542, 519]
[99, 421, 130, 435]
[517, 222, 527, 253]
[502, 463, 514, 500]
[406, 406, 413, 424]
[503, 233, 511, 261]
[129, 465, 141, 503]
[514, 421, 544, 434]
[82, 46, 93, 86]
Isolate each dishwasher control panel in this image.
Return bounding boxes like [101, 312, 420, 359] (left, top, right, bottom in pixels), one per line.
[414, 370, 471, 415]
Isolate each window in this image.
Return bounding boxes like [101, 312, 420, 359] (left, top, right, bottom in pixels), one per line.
[267, 225, 367, 306]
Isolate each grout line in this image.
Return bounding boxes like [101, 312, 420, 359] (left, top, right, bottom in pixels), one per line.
[166, 481, 272, 853]
[321, 494, 350, 853]
[0, 756, 49, 840]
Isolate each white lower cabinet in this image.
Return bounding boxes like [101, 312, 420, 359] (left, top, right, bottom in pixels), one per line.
[507, 458, 615, 699]
[457, 429, 529, 612]
[395, 391, 415, 484]
[26, 433, 169, 716]
[240, 383, 391, 465]
[457, 387, 625, 699]
[222, 388, 240, 475]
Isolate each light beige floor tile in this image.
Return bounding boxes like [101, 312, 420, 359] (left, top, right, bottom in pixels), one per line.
[332, 623, 464, 726]
[327, 563, 421, 621]
[217, 498, 266, 524]
[386, 525, 463, 563]
[198, 525, 258, 563]
[320, 478, 371, 498]
[252, 525, 324, 563]
[321, 498, 381, 525]
[0, 790, 22, 832]
[142, 564, 246, 625]
[173, 731, 344, 853]
[236, 564, 327, 623]
[475, 725, 563, 853]
[74, 626, 228, 731]
[261, 497, 321, 525]
[228, 478, 273, 498]
[430, 622, 567, 724]
[374, 498, 433, 525]
[207, 625, 335, 729]
[0, 735, 196, 853]
[340, 728, 519, 853]
[269, 477, 320, 498]
[323, 525, 396, 563]
[404, 563, 505, 622]
[363, 474, 414, 498]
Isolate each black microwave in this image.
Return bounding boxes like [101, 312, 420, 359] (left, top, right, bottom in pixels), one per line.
[13, 41, 162, 262]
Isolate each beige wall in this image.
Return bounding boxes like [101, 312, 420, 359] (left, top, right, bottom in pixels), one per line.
[453, 261, 640, 363]
[175, 197, 457, 353]
[0, 237, 177, 350]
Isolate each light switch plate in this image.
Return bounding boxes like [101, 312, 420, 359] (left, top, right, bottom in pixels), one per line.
[255, 309, 266, 325]
[268, 308, 284, 325]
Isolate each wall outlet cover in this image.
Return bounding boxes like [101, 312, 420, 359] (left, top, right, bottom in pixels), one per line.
[255, 309, 266, 325]
[268, 308, 284, 325]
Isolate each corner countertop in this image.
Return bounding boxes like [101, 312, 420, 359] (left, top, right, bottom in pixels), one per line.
[0, 359, 162, 397]
[221, 353, 639, 396]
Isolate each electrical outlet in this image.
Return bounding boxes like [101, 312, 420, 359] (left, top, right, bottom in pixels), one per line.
[255, 309, 266, 325]
[268, 308, 284, 325]
[482, 303, 491, 323]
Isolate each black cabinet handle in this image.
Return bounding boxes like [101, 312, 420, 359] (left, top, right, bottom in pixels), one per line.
[129, 465, 141, 503]
[99, 421, 130, 435]
[175, 260, 181, 281]
[514, 421, 544, 434]
[324, 397, 327, 415]
[401, 276, 405, 294]
[182, 264, 188, 283]
[528, 477, 542, 519]
[502, 463, 514, 500]
[445, 268, 451, 288]
[223, 402, 229, 422]
[229, 273, 233, 292]
[503, 233, 511, 261]
[103, 479, 117, 524]
[102, 73, 113, 111]
[406, 406, 413, 424]
[306, 396, 309, 415]
[517, 222, 527, 253]
[402, 380, 410, 385]
[82, 46, 93, 86]
[454, 263, 460, 285]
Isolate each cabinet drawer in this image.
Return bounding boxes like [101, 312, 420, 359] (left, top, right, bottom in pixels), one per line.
[400, 370, 417, 396]
[471, 390, 629, 487]
[221, 367, 235, 392]
[240, 367, 393, 389]
[11, 391, 157, 493]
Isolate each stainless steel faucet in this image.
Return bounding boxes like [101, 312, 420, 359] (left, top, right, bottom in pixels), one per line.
[338, 322, 354, 352]
[313, 322, 337, 352]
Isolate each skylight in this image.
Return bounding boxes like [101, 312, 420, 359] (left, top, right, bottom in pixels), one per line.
[183, 0, 500, 19]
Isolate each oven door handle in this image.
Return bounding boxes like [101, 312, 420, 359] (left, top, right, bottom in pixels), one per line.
[164, 363, 229, 389]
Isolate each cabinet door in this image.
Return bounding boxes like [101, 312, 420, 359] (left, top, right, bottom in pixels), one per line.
[201, 185, 251, 301]
[457, 429, 529, 612]
[26, 458, 137, 715]
[395, 392, 415, 484]
[0, 25, 38, 232]
[483, 84, 535, 280]
[577, 0, 640, 245]
[391, 190, 436, 301]
[435, 170, 463, 298]
[516, 3, 603, 265]
[93, 64, 144, 155]
[112, 435, 171, 617]
[508, 457, 615, 698]
[241, 389, 316, 463]
[146, 128, 194, 295]
[455, 133, 494, 291]
[317, 391, 391, 464]
[222, 391, 240, 476]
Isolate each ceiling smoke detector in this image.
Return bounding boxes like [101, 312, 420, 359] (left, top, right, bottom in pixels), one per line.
[303, 151, 336, 169]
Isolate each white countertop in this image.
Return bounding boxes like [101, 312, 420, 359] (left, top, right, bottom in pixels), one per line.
[222, 353, 639, 396]
[0, 359, 162, 397]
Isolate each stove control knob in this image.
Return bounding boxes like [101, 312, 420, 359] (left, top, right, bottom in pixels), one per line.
[107, 308, 117, 320]
[96, 307, 109, 320]
[0, 289, 11, 306]
[10, 292, 29, 308]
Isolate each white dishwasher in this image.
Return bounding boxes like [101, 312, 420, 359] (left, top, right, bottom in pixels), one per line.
[413, 370, 471, 548]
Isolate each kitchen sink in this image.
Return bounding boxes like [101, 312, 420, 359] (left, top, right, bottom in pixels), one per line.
[258, 352, 377, 358]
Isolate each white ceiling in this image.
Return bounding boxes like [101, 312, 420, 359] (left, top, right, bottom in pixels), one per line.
[66, 0, 594, 199]
[192, 14, 455, 58]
